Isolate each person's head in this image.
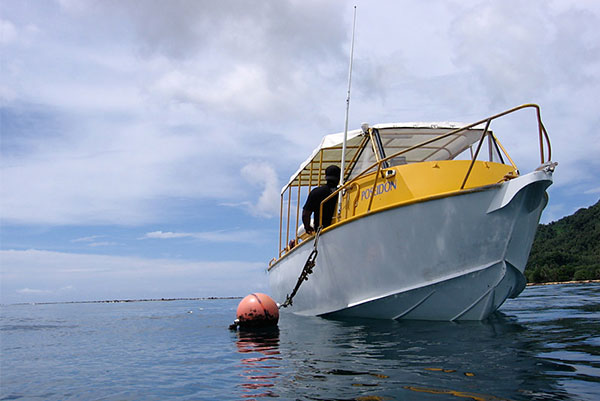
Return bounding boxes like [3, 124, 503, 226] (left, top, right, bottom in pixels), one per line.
[325, 165, 341, 185]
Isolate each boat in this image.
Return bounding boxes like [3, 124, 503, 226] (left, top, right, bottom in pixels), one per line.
[268, 104, 556, 321]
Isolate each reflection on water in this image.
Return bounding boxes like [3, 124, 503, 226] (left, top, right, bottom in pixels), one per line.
[236, 327, 282, 399]
[232, 283, 599, 401]
[277, 314, 553, 400]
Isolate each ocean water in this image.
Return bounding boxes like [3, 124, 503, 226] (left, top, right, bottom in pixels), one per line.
[1, 283, 598, 401]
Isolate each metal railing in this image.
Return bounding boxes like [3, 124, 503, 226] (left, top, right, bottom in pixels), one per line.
[277, 104, 552, 262]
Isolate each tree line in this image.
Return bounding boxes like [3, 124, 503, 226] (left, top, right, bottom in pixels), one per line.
[525, 199, 600, 283]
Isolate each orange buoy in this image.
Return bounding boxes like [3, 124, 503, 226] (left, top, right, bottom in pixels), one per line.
[232, 293, 279, 329]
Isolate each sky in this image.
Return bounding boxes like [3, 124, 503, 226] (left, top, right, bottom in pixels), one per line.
[1, 0, 599, 305]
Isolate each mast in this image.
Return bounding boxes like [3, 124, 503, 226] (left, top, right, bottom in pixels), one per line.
[338, 6, 357, 212]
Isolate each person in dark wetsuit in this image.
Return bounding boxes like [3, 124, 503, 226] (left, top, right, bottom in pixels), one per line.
[302, 165, 341, 234]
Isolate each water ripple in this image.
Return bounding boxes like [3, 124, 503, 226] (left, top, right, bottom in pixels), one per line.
[0, 283, 598, 400]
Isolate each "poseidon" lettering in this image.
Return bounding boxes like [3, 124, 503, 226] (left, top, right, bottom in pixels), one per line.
[360, 181, 397, 201]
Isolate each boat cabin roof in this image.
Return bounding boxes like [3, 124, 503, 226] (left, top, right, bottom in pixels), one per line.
[283, 122, 487, 193]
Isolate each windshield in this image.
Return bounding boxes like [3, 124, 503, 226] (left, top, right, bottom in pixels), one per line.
[347, 126, 484, 180]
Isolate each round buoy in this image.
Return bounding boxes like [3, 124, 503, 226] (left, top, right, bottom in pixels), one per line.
[233, 293, 279, 329]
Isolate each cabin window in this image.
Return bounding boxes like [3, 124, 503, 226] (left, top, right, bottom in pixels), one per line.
[347, 142, 378, 180]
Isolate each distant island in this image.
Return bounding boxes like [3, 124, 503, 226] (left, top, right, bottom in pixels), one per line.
[9, 297, 242, 306]
[525, 199, 600, 284]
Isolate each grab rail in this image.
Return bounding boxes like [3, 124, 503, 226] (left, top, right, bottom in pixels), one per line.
[282, 104, 552, 260]
[322, 103, 552, 221]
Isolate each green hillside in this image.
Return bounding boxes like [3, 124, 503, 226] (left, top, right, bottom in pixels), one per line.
[525, 199, 600, 283]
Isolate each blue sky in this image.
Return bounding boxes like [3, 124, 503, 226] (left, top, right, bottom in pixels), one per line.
[1, 0, 599, 304]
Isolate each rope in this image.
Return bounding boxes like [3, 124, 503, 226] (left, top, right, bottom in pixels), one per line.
[279, 227, 322, 309]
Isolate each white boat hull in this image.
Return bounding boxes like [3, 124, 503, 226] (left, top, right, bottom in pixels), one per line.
[268, 170, 553, 321]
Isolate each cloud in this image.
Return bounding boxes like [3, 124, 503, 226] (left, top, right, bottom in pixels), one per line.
[71, 235, 104, 243]
[1, 0, 599, 231]
[584, 187, 600, 195]
[142, 229, 265, 244]
[0, 108, 248, 225]
[16, 287, 51, 295]
[54, 0, 348, 121]
[71, 236, 117, 247]
[240, 163, 281, 218]
[151, 65, 281, 119]
[143, 231, 191, 239]
[451, 2, 549, 105]
[0, 249, 268, 304]
[15, 285, 73, 295]
[0, 18, 17, 44]
[87, 242, 118, 247]
[0, 1, 350, 226]
[450, 1, 600, 106]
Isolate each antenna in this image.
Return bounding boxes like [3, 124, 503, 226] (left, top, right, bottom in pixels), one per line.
[340, 6, 357, 188]
[338, 6, 357, 213]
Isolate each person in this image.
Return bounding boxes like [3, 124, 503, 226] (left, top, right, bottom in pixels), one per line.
[302, 165, 341, 234]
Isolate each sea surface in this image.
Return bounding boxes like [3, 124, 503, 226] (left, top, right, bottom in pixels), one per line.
[1, 283, 598, 401]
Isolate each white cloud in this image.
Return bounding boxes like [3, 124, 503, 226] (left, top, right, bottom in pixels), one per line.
[240, 162, 281, 218]
[144, 231, 191, 239]
[0, 249, 268, 304]
[1, 0, 340, 225]
[584, 187, 600, 195]
[71, 235, 104, 243]
[0, 115, 248, 224]
[0, 18, 17, 44]
[151, 65, 278, 118]
[142, 229, 265, 244]
[87, 242, 118, 247]
[71, 236, 117, 247]
[16, 287, 51, 295]
[451, 2, 549, 105]
[15, 285, 73, 296]
[1, 0, 599, 230]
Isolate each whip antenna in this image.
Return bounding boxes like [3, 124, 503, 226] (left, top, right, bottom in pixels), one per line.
[338, 6, 357, 211]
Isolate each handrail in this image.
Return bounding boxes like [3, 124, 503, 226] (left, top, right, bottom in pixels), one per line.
[317, 104, 551, 227]
[349, 182, 361, 218]
[461, 119, 491, 190]
[278, 193, 283, 257]
[367, 162, 383, 212]
[278, 104, 552, 258]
